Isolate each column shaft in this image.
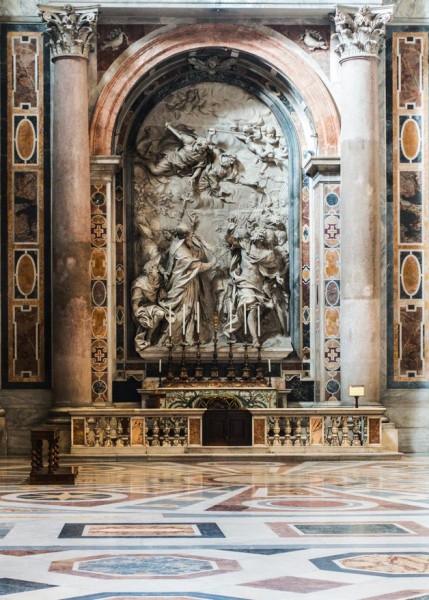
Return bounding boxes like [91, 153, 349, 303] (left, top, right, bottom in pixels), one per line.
[52, 57, 92, 406]
[340, 57, 380, 403]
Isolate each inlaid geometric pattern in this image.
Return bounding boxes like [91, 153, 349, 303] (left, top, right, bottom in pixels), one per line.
[1, 458, 429, 599]
[4, 30, 47, 383]
[91, 184, 109, 402]
[59, 523, 224, 538]
[391, 31, 429, 383]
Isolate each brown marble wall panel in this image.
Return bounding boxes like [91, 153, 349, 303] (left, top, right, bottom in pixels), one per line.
[398, 37, 423, 109]
[6, 32, 45, 384]
[399, 306, 423, 375]
[13, 171, 38, 243]
[11, 306, 39, 378]
[399, 171, 422, 244]
[12, 36, 38, 109]
[392, 32, 428, 383]
[131, 418, 144, 445]
[188, 417, 201, 446]
[72, 418, 86, 446]
[115, 175, 125, 362]
[368, 417, 381, 445]
[253, 417, 266, 445]
[310, 417, 323, 445]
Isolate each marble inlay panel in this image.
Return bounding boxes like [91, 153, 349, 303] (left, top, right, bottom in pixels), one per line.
[59, 523, 224, 538]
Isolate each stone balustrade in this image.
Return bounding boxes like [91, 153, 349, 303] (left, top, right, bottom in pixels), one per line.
[69, 406, 395, 455]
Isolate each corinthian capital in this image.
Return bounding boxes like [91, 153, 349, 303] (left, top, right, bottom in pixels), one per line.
[38, 3, 98, 59]
[332, 5, 392, 61]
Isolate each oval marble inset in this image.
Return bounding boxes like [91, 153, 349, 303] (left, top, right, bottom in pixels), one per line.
[15, 118, 36, 161]
[92, 280, 107, 306]
[325, 307, 340, 337]
[92, 307, 107, 338]
[325, 280, 340, 306]
[401, 253, 421, 297]
[91, 248, 107, 280]
[16, 253, 37, 297]
[401, 118, 420, 161]
[324, 249, 340, 279]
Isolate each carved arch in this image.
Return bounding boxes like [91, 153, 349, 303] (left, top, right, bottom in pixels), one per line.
[89, 23, 340, 156]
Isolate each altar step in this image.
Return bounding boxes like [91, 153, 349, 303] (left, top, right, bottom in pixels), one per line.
[183, 446, 403, 461]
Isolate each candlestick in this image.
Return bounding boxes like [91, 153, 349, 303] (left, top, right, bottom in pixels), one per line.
[196, 301, 200, 334]
[182, 303, 186, 335]
[229, 300, 233, 333]
[168, 305, 172, 337]
[268, 358, 271, 372]
[159, 358, 162, 373]
[243, 302, 247, 335]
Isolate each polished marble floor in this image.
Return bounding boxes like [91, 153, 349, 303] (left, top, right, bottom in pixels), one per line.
[1, 457, 429, 599]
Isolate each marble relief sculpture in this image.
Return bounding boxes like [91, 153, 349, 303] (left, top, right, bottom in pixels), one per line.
[131, 82, 291, 356]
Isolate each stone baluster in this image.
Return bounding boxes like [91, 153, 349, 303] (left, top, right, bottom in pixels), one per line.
[144, 419, 150, 447]
[341, 416, 351, 446]
[294, 418, 302, 446]
[116, 418, 124, 447]
[39, 4, 98, 408]
[162, 418, 172, 446]
[352, 416, 362, 446]
[173, 419, 180, 446]
[152, 419, 160, 446]
[331, 416, 340, 446]
[284, 418, 292, 446]
[332, 5, 391, 404]
[272, 418, 281, 445]
[94, 418, 101, 447]
[104, 417, 112, 447]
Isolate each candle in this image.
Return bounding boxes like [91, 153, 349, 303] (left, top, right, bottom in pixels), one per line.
[229, 300, 233, 333]
[257, 305, 261, 337]
[182, 303, 186, 335]
[268, 358, 271, 372]
[243, 302, 247, 335]
[159, 359, 162, 373]
[168, 305, 172, 337]
[196, 301, 200, 334]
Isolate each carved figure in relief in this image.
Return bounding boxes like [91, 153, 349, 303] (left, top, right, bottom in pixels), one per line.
[100, 29, 129, 51]
[231, 123, 288, 174]
[161, 222, 216, 345]
[225, 219, 280, 345]
[195, 152, 239, 207]
[136, 122, 215, 187]
[131, 260, 167, 355]
[300, 29, 328, 51]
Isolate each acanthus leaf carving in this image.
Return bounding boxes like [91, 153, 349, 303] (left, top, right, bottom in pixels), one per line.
[38, 3, 98, 59]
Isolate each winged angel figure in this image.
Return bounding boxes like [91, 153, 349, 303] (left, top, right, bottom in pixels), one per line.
[188, 55, 238, 76]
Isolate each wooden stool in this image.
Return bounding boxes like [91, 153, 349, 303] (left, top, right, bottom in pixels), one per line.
[30, 426, 76, 484]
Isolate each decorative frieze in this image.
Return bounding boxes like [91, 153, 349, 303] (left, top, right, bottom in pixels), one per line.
[39, 3, 97, 60]
[332, 5, 391, 61]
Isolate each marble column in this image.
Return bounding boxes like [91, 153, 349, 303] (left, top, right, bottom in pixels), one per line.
[333, 6, 391, 405]
[40, 4, 98, 406]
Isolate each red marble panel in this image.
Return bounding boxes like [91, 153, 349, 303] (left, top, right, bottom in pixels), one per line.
[399, 171, 422, 244]
[188, 418, 201, 445]
[12, 36, 38, 108]
[368, 418, 380, 445]
[72, 418, 86, 446]
[13, 171, 38, 243]
[399, 306, 423, 375]
[253, 417, 266, 445]
[398, 37, 423, 109]
[11, 305, 39, 379]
